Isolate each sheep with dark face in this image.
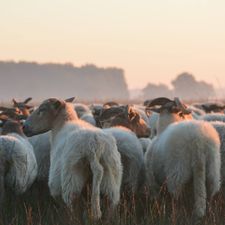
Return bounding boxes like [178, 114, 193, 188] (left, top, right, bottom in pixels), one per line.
[23, 98, 122, 221]
[0, 106, 25, 121]
[12, 97, 33, 117]
[96, 105, 151, 138]
[198, 113, 225, 123]
[0, 120, 37, 206]
[145, 97, 221, 224]
[145, 100, 194, 139]
[194, 102, 225, 114]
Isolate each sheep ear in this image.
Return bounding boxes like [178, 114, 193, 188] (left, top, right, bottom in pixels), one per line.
[143, 100, 151, 107]
[12, 98, 18, 106]
[145, 108, 152, 117]
[53, 100, 63, 110]
[24, 97, 32, 104]
[65, 97, 76, 103]
[127, 105, 139, 121]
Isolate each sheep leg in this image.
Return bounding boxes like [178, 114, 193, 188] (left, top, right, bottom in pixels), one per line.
[71, 194, 85, 225]
[166, 161, 190, 200]
[134, 188, 148, 224]
[100, 167, 121, 223]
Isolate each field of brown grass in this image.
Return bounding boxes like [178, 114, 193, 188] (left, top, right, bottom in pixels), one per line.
[2, 181, 225, 225]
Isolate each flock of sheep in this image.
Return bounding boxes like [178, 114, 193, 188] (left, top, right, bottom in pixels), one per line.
[1, 96, 225, 224]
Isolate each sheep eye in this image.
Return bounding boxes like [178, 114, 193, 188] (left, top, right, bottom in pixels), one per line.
[38, 108, 45, 115]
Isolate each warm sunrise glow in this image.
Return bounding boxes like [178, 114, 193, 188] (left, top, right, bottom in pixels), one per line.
[0, 0, 225, 89]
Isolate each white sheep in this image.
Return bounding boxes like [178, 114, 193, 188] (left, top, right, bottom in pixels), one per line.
[144, 97, 221, 224]
[205, 121, 225, 187]
[74, 103, 90, 118]
[28, 131, 50, 182]
[133, 104, 150, 125]
[23, 98, 122, 221]
[28, 97, 76, 182]
[73, 102, 97, 126]
[139, 137, 152, 153]
[103, 126, 144, 193]
[147, 111, 159, 139]
[80, 112, 97, 126]
[187, 105, 205, 118]
[0, 120, 37, 205]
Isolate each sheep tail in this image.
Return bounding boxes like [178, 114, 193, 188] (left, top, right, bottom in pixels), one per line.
[192, 152, 206, 224]
[89, 141, 104, 220]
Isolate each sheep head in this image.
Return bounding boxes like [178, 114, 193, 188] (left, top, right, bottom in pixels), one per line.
[23, 98, 66, 137]
[0, 106, 26, 121]
[12, 97, 33, 116]
[1, 120, 24, 136]
[145, 97, 191, 116]
[97, 105, 151, 138]
[103, 101, 119, 109]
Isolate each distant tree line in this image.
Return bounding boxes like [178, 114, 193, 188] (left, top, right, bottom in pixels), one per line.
[142, 72, 215, 101]
[0, 61, 129, 101]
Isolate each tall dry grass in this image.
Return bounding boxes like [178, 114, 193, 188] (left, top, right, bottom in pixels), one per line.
[1, 181, 225, 225]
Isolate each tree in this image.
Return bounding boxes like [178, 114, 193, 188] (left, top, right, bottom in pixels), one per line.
[172, 72, 215, 100]
[142, 83, 173, 100]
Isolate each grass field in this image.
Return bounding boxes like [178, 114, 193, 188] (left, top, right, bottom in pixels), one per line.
[2, 180, 225, 225]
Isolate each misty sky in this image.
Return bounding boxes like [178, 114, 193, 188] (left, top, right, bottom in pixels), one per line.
[0, 0, 225, 89]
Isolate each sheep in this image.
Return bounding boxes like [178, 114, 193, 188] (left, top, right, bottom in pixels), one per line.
[74, 103, 90, 118]
[207, 121, 225, 188]
[80, 113, 96, 126]
[89, 103, 104, 119]
[194, 102, 225, 114]
[103, 126, 144, 193]
[144, 97, 221, 224]
[0, 120, 37, 206]
[28, 132, 51, 182]
[28, 97, 76, 182]
[146, 103, 195, 139]
[12, 97, 33, 117]
[198, 113, 225, 123]
[103, 101, 120, 108]
[139, 137, 152, 153]
[146, 111, 159, 139]
[72, 102, 97, 126]
[0, 106, 26, 120]
[96, 105, 151, 138]
[103, 125, 146, 223]
[23, 98, 122, 221]
[187, 105, 205, 119]
[133, 104, 150, 125]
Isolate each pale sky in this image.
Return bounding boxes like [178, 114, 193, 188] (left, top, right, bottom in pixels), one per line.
[0, 0, 225, 89]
